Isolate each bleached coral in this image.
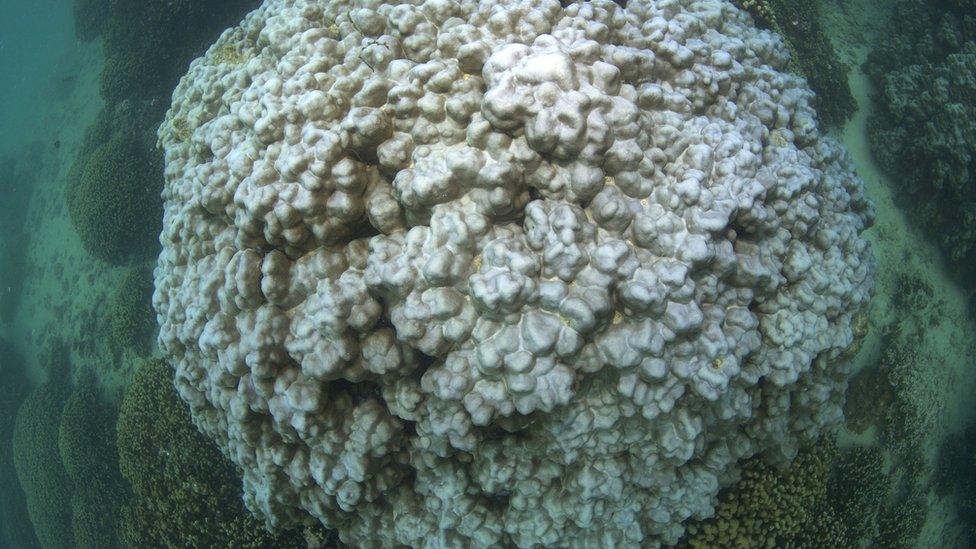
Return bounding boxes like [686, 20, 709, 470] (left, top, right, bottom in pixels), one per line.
[153, 0, 874, 546]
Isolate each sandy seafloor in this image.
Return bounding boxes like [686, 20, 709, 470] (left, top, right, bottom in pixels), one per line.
[821, 0, 976, 543]
[0, 0, 973, 545]
[0, 0, 137, 396]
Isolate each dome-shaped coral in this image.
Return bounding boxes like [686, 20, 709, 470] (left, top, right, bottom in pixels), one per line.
[0, 338, 39, 549]
[154, 0, 874, 545]
[109, 265, 156, 355]
[12, 354, 73, 549]
[66, 131, 162, 264]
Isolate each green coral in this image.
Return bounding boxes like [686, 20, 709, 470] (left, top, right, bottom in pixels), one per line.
[92, 0, 262, 105]
[117, 359, 308, 547]
[58, 383, 108, 483]
[934, 424, 976, 544]
[874, 491, 927, 548]
[99, 50, 162, 106]
[70, 487, 121, 549]
[826, 445, 887, 541]
[12, 342, 130, 549]
[65, 131, 162, 265]
[0, 338, 40, 549]
[790, 504, 849, 548]
[680, 439, 836, 547]
[12, 350, 74, 549]
[57, 378, 124, 549]
[109, 265, 156, 355]
[67, 0, 263, 266]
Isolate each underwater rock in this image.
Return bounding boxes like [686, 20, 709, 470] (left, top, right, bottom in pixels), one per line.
[153, 0, 874, 545]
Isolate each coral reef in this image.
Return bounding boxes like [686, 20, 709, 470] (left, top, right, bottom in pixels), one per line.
[790, 505, 850, 548]
[108, 265, 156, 355]
[866, 0, 976, 302]
[825, 445, 887, 542]
[116, 359, 308, 547]
[66, 0, 261, 264]
[12, 344, 74, 549]
[934, 422, 976, 544]
[99, 51, 162, 107]
[680, 440, 888, 547]
[70, 489, 119, 549]
[154, 0, 873, 545]
[732, 0, 776, 26]
[734, 0, 856, 128]
[12, 340, 132, 549]
[0, 338, 40, 549]
[65, 130, 162, 265]
[874, 490, 927, 548]
[679, 439, 837, 547]
[57, 376, 125, 549]
[71, 0, 105, 42]
[58, 382, 109, 483]
[94, 0, 263, 106]
[843, 270, 943, 466]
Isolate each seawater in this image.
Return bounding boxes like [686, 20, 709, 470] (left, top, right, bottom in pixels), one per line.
[1, 0, 975, 548]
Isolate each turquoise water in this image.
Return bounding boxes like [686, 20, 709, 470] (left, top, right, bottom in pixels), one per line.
[1, 0, 975, 547]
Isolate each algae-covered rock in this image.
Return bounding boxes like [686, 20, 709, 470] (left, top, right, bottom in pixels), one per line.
[117, 359, 308, 547]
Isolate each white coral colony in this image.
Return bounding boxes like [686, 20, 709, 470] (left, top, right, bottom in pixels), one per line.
[154, 0, 874, 545]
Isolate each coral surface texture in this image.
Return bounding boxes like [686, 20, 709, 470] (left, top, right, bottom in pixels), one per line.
[154, 0, 875, 545]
